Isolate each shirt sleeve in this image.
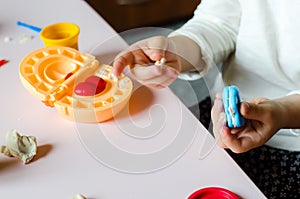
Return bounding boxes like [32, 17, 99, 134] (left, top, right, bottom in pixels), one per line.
[288, 90, 300, 96]
[169, 0, 241, 72]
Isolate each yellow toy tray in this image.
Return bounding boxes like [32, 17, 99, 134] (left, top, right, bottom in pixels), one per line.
[19, 46, 133, 123]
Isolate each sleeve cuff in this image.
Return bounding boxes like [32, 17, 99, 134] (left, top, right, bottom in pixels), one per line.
[287, 90, 300, 96]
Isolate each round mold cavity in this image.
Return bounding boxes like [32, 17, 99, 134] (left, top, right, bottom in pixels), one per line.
[41, 57, 79, 84]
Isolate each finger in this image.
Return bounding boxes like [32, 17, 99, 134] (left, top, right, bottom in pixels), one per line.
[211, 93, 227, 148]
[134, 65, 178, 82]
[142, 36, 168, 60]
[240, 102, 265, 120]
[220, 129, 244, 153]
[212, 113, 228, 149]
[211, 93, 224, 123]
[163, 66, 179, 79]
[150, 51, 164, 62]
[113, 47, 153, 76]
[212, 111, 226, 135]
[220, 129, 255, 153]
[113, 52, 134, 76]
[137, 66, 178, 87]
[142, 36, 178, 66]
[130, 65, 163, 80]
[113, 37, 163, 76]
[143, 48, 164, 62]
[215, 92, 222, 100]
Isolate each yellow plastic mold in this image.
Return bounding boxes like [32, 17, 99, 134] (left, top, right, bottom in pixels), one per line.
[19, 46, 133, 123]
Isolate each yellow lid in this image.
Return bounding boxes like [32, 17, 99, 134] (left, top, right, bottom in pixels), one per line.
[19, 46, 133, 123]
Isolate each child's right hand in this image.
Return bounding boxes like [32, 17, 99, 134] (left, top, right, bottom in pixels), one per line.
[113, 36, 181, 89]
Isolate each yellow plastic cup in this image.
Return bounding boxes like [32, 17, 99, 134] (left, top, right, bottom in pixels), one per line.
[40, 22, 80, 50]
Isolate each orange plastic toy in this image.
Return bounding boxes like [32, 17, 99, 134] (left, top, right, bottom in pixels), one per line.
[19, 46, 133, 123]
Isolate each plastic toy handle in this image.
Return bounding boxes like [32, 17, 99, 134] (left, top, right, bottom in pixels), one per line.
[0, 59, 8, 67]
[17, 21, 42, 33]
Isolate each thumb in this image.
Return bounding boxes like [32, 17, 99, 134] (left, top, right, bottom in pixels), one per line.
[240, 102, 264, 120]
[142, 36, 167, 61]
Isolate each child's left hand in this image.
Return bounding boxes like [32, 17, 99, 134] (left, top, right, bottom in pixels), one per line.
[113, 36, 180, 89]
[211, 93, 284, 153]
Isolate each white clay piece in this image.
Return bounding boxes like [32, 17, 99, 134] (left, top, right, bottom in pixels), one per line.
[0, 129, 37, 164]
[3, 36, 13, 43]
[154, 57, 166, 66]
[72, 194, 87, 199]
[19, 34, 34, 44]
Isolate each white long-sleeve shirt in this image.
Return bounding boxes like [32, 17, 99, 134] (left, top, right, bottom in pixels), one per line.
[170, 0, 300, 151]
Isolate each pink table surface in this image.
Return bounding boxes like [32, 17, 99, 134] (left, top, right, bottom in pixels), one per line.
[0, 0, 266, 198]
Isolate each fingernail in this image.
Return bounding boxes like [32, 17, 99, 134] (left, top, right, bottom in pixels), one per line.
[242, 102, 250, 114]
[150, 52, 163, 60]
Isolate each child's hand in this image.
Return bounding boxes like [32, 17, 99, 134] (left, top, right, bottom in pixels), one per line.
[113, 36, 181, 88]
[211, 93, 284, 153]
